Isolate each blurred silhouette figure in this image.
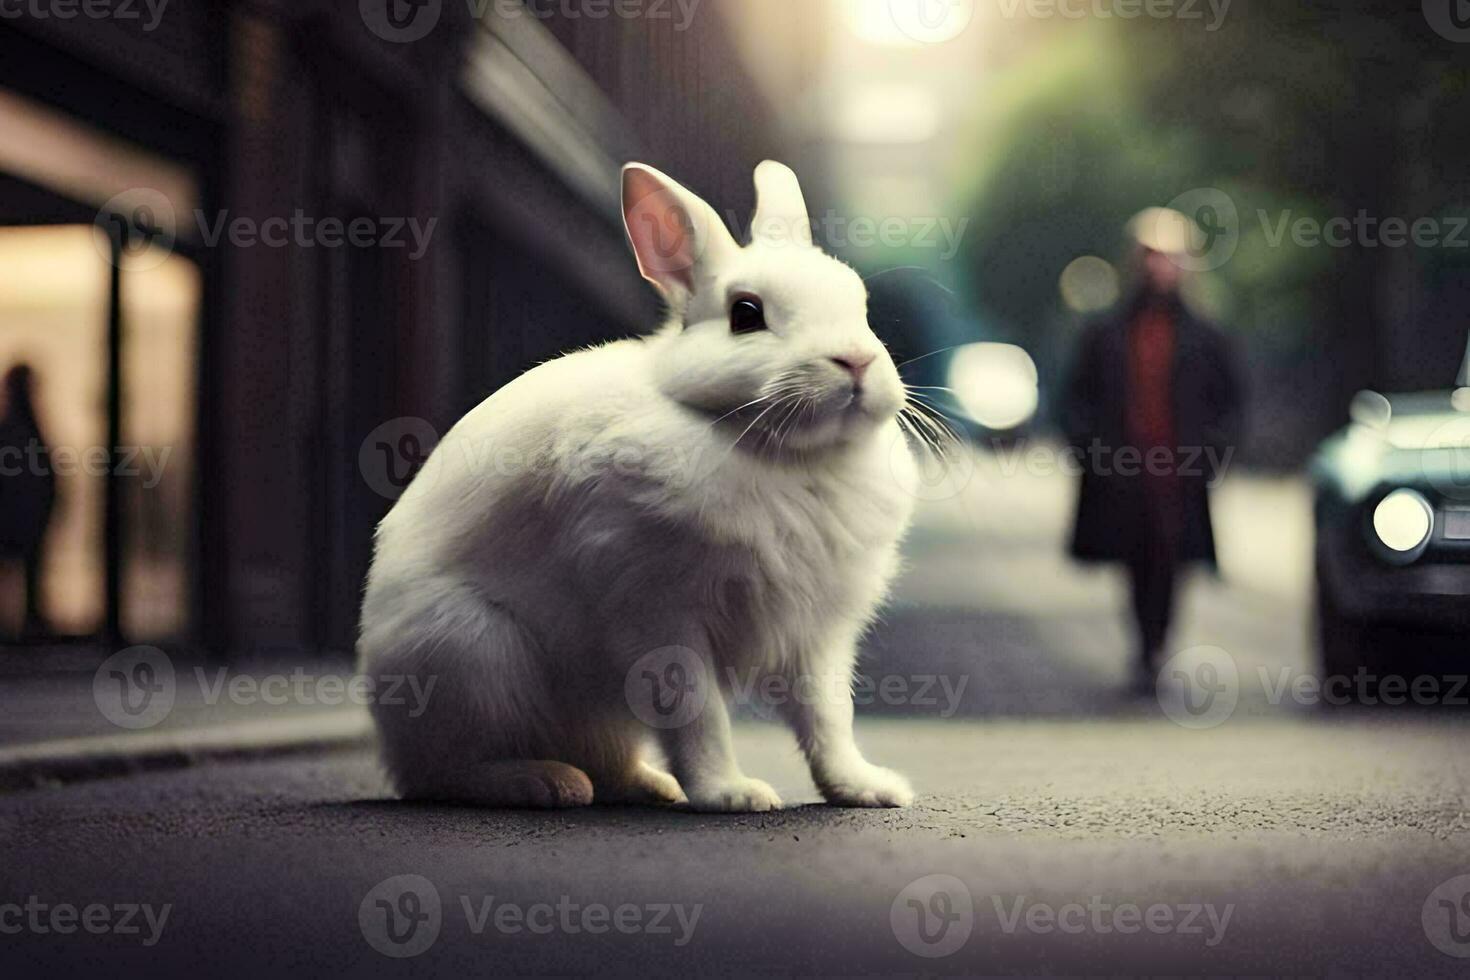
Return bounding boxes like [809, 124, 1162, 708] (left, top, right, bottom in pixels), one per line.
[1063, 225, 1243, 691]
[0, 364, 56, 638]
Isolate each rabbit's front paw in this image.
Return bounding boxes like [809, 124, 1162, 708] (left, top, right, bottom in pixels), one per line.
[685, 776, 782, 813]
[597, 762, 687, 806]
[820, 763, 914, 808]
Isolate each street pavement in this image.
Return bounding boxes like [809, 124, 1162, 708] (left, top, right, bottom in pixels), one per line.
[2, 718, 1467, 977]
[0, 647, 365, 747]
[3, 448, 1469, 976]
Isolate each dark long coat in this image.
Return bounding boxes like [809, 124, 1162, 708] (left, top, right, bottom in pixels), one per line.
[0, 397, 56, 559]
[1061, 297, 1244, 567]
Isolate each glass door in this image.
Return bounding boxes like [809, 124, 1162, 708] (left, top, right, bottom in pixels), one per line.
[0, 223, 199, 643]
[0, 225, 109, 638]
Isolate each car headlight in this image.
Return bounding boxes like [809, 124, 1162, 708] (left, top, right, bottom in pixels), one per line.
[1372, 489, 1434, 559]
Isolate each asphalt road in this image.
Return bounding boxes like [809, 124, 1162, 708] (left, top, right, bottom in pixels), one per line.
[3, 454, 1469, 976]
[2, 718, 1468, 977]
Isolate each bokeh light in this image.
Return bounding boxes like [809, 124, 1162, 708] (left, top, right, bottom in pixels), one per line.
[947, 342, 1040, 431]
[1058, 255, 1120, 313]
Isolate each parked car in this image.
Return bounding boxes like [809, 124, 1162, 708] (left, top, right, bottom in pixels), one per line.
[1312, 375, 1470, 685]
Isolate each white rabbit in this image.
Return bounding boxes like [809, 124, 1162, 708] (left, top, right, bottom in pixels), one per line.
[357, 160, 920, 812]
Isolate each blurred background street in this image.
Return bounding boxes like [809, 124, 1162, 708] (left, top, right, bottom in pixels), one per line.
[2, 0, 1470, 975]
[874, 444, 1315, 717]
[1, 0, 1466, 653]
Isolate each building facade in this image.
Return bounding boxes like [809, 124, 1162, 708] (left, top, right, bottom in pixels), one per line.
[0, 0, 778, 655]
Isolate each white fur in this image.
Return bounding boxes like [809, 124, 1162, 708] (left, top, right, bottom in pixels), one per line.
[357, 161, 919, 811]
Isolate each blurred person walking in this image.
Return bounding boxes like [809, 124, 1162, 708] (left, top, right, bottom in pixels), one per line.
[0, 364, 56, 638]
[1063, 217, 1244, 691]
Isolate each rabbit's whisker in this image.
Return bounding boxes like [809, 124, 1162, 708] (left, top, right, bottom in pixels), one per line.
[707, 393, 776, 428]
[897, 412, 940, 460]
[772, 395, 814, 455]
[705, 379, 806, 431]
[903, 389, 964, 428]
[907, 409, 961, 455]
[899, 403, 960, 460]
[904, 395, 965, 439]
[726, 392, 800, 460]
[897, 345, 968, 372]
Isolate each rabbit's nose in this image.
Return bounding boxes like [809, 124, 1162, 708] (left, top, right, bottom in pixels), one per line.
[830, 353, 877, 385]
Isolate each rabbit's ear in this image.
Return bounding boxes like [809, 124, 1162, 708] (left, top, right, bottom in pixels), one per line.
[750, 160, 814, 249]
[621, 164, 737, 300]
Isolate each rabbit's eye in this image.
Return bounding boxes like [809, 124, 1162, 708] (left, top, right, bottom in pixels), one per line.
[729, 296, 767, 335]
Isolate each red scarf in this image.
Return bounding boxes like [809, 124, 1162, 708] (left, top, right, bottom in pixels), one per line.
[1127, 305, 1184, 552]
[1127, 306, 1175, 454]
